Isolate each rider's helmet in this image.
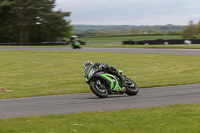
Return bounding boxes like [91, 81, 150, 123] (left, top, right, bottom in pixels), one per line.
[70, 36, 77, 41]
[83, 61, 93, 67]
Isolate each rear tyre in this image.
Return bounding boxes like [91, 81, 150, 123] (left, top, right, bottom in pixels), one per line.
[124, 78, 138, 96]
[89, 78, 108, 98]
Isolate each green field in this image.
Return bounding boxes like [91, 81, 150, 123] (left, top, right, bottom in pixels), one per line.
[80, 35, 182, 45]
[79, 34, 200, 49]
[0, 50, 200, 99]
[1, 104, 200, 133]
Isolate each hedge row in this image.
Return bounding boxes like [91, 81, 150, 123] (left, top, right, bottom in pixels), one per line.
[0, 42, 67, 46]
[123, 39, 200, 45]
[0, 41, 86, 46]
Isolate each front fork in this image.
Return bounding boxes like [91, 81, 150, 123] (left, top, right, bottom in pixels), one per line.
[96, 80, 103, 88]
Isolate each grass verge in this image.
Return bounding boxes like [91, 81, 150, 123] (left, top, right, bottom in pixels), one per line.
[83, 44, 200, 49]
[0, 104, 200, 133]
[0, 50, 200, 99]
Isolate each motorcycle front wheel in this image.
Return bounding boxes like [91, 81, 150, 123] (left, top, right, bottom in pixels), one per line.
[89, 78, 108, 98]
[124, 78, 139, 96]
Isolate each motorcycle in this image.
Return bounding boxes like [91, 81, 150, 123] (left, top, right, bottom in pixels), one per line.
[69, 36, 81, 49]
[83, 62, 138, 98]
[71, 41, 81, 49]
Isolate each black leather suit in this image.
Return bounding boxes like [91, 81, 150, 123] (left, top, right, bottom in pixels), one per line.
[93, 62, 124, 82]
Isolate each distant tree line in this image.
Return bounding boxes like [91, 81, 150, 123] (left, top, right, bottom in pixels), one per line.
[182, 21, 200, 39]
[0, 0, 72, 43]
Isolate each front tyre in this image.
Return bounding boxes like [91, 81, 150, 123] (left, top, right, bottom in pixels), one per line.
[89, 78, 108, 98]
[124, 78, 138, 96]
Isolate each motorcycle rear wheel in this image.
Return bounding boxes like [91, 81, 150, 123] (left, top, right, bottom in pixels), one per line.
[89, 78, 108, 98]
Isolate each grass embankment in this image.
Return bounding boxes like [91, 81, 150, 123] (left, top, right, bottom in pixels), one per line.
[80, 34, 200, 49]
[0, 50, 200, 99]
[79, 35, 182, 45]
[0, 104, 200, 133]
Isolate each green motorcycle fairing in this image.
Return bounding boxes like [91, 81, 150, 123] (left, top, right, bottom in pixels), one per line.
[100, 74, 122, 91]
[85, 67, 122, 92]
[85, 68, 94, 82]
[74, 42, 80, 46]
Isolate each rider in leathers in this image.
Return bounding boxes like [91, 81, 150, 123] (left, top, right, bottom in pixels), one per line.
[93, 62, 125, 84]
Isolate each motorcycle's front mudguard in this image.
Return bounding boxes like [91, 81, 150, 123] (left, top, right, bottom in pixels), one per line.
[72, 45, 81, 49]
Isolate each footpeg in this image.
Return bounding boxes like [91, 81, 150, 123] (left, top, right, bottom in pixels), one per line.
[122, 87, 126, 92]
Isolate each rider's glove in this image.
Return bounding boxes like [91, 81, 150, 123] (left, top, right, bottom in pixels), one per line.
[102, 63, 108, 69]
[94, 62, 101, 67]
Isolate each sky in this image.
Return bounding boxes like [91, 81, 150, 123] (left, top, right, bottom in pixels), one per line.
[55, 0, 200, 25]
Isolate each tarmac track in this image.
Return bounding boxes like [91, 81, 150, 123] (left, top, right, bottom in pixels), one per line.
[0, 47, 200, 118]
[0, 84, 200, 118]
[0, 47, 200, 56]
